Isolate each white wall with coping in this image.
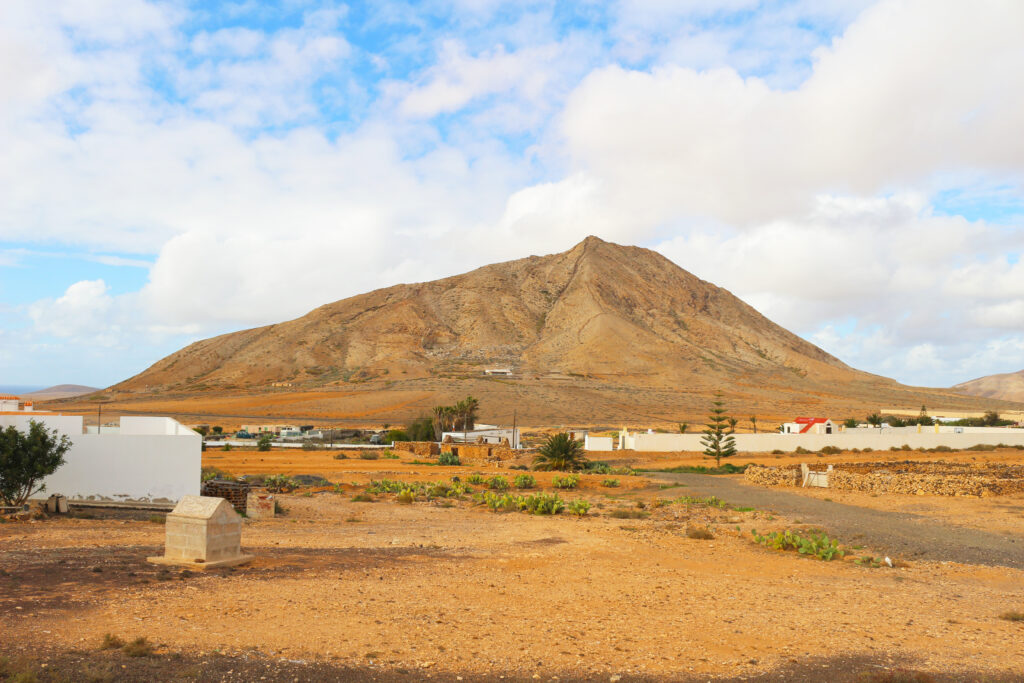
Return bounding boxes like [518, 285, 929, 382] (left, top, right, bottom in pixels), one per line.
[622, 430, 1024, 452]
[4, 413, 201, 503]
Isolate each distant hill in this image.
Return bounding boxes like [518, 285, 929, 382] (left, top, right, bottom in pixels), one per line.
[24, 384, 100, 400]
[953, 370, 1024, 403]
[53, 237, 1018, 425]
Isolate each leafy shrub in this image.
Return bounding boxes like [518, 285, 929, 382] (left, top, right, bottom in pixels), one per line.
[351, 493, 374, 502]
[333, 452, 348, 459]
[794, 446, 813, 455]
[770, 449, 785, 455]
[601, 478, 620, 488]
[301, 442, 322, 451]
[751, 529, 845, 561]
[438, 451, 461, 466]
[487, 475, 510, 491]
[478, 491, 517, 512]
[513, 473, 536, 489]
[532, 432, 588, 471]
[586, 462, 612, 474]
[820, 446, 842, 455]
[222, 443, 233, 451]
[201, 467, 232, 483]
[551, 474, 580, 489]
[609, 466, 637, 476]
[256, 434, 272, 451]
[263, 474, 296, 493]
[686, 525, 715, 540]
[966, 443, 997, 451]
[466, 473, 486, 485]
[359, 451, 380, 460]
[568, 499, 591, 516]
[932, 445, 953, 452]
[862, 447, 873, 452]
[521, 492, 565, 515]
[396, 488, 416, 504]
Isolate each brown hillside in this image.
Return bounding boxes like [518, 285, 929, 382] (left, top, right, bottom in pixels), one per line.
[953, 369, 1024, 403]
[53, 237, 1020, 426]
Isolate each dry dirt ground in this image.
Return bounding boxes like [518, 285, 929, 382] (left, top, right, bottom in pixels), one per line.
[3, 450, 1024, 682]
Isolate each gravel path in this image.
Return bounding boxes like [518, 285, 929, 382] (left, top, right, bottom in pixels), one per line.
[654, 473, 1024, 569]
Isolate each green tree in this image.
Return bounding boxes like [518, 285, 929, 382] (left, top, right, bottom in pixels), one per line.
[193, 425, 209, 437]
[843, 418, 858, 429]
[678, 423, 688, 434]
[211, 426, 223, 435]
[406, 417, 435, 441]
[701, 394, 736, 467]
[983, 410, 1000, 427]
[532, 432, 588, 472]
[0, 420, 71, 506]
[256, 434, 273, 452]
[866, 413, 883, 429]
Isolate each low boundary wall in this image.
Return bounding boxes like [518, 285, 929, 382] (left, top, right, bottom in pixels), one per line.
[745, 462, 1024, 496]
[622, 431, 1024, 453]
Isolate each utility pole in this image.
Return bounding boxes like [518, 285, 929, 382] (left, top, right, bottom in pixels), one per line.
[97, 403, 102, 435]
[512, 409, 517, 449]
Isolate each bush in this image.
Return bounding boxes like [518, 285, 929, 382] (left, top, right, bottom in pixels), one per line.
[770, 449, 785, 454]
[222, 443, 233, 452]
[966, 443, 997, 451]
[385, 429, 409, 443]
[466, 473, 486, 485]
[256, 435, 272, 451]
[601, 478, 620, 488]
[487, 475, 510, 491]
[609, 508, 649, 519]
[263, 474, 296, 493]
[551, 474, 580, 489]
[122, 637, 155, 657]
[0, 420, 72, 506]
[568, 499, 591, 517]
[999, 611, 1024, 622]
[201, 466, 232, 483]
[820, 446, 842, 455]
[686, 525, 715, 540]
[520, 492, 565, 515]
[396, 488, 416, 504]
[99, 633, 125, 650]
[351, 493, 374, 502]
[794, 446, 813, 455]
[751, 528, 845, 561]
[532, 432, 588, 471]
[333, 452, 348, 459]
[438, 451, 461, 466]
[359, 451, 380, 460]
[301, 442, 321, 451]
[406, 417, 435, 442]
[513, 473, 536, 489]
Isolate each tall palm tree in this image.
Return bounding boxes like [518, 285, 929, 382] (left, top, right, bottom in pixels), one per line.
[532, 433, 588, 471]
[749, 416, 757, 434]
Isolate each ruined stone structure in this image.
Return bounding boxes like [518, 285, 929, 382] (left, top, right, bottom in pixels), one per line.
[392, 441, 440, 457]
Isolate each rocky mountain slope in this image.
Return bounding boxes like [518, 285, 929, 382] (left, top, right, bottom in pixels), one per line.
[953, 370, 1024, 403]
[61, 237, 1012, 425]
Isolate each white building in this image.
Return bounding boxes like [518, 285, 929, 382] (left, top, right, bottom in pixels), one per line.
[781, 417, 836, 435]
[0, 402, 200, 504]
[0, 394, 34, 412]
[442, 426, 520, 448]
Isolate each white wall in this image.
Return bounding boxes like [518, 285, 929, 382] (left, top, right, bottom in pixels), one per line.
[584, 435, 614, 451]
[0, 414, 83, 435]
[622, 430, 1024, 452]
[3, 414, 202, 504]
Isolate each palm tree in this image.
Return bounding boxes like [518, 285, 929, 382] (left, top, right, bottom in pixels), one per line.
[749, 416, 757, 434]
[866, 413, 883, 430]
[678, 423, 688, 434]
[532, 432, 588, 471]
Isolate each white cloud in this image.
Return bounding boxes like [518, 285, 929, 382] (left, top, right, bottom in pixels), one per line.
[28, 279, 118, 343]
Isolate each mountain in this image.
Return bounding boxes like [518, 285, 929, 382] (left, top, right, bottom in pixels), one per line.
[52, 237, 1017, 425]
[23, 384, 99, 400]
[953, 370, 1024, 403]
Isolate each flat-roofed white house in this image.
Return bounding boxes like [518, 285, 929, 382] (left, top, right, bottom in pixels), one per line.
[781, 417, 836, 435]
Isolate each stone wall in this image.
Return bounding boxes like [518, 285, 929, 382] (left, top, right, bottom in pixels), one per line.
[442, 443, 521, 463]
[744, 462, 1024, 497]
[393, 441, 440, 457]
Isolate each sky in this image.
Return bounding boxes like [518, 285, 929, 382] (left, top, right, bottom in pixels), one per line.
[1, 0, 1023, 389]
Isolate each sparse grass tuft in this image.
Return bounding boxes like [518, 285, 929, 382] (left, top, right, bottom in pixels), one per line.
[351, 493, 375, 502]
[686, 525, 715, 540]
[122, 637, 155, 657]
[99, 633, 125, 650]
[359, 451, 380, 460]
[999, 610, 1024, 622]
[601, 478, 620, 487]
[609, 508, 649, 519]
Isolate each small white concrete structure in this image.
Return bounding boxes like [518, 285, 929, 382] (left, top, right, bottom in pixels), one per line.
[584, 434, 614, 451]
[148, 495, 253, 569]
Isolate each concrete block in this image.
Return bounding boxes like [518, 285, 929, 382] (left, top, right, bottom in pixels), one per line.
[148, 495, 253, 569]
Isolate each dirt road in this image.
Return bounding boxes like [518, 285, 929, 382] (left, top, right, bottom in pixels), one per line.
[654, 473, 1024, 569]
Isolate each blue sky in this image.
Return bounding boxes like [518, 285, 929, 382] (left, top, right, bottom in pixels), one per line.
[1, 0, 1023, 389]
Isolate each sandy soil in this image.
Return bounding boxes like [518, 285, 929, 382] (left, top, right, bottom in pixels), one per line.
[3, 479, 1024, 681]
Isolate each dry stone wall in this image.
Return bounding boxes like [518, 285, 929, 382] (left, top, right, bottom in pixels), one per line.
[744, 462, 1024, 497]
[393, 441, 440, 457]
